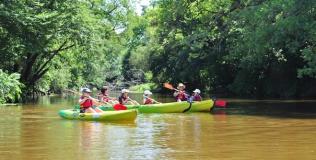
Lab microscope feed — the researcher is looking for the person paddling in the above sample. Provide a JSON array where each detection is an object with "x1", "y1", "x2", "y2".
[
  {"x1": 173, "y1": 83, "x2": 188, "y2": 102},
  {"x1": 79, "y1": 88, "x2": 103, "y2": 113},
  {"x1": 98, "y1": 86, "x2": 117, "y2": 104},
  {"x1": 192, "y1": 89, "x2": 202, "y2": 101},
  {"x1": 143, "y1": 90, "x2": 160, "y2": 105},
  {"x1": 118, "y1": 89, "x2": 139, "y2": 105}
]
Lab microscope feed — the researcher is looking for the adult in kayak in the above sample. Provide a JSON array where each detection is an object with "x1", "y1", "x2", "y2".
[
  {"x1": 192, "y1": 89, "x2": 202, "y2": 101},
  {"x1": 173, "y1": 83, "x2": 188, "y2": 102},
  {"x1": 79, "y1": 88, "x2": 103, "y2": 113},
  {"x1": 98, "y1": 86, "x2": 117, "y2": 104},
  {"x1": 118, "y1": 89, "x2": 139, "y2": 105},
  {"x1": 143, "y1": 90, "x2": 160, "y2": 105}
]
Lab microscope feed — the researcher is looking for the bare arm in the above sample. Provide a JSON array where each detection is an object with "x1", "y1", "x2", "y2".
[
  {"x1": 173, "y1": 91, "x2": 179, "y2": 97},
  {"x1": 149, "y1": 97, "x2": 161, "y2": 104},
  {"x1": 79, "y1": 97, "x2": 87, "y2": 105}
]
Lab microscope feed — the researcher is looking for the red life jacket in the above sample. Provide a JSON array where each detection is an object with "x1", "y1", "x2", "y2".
[
  {"x1": 144, "y1": 98, "x2": 153, "y2": 105},
  {"x1": 80, "y1": 97, "x2": 93, "y2": 109},
  {"x1": 98, "y1": 93, "x2": 110, "y2": 102},
  {"x1": 176, "y1": 91, "x2": 187, "y2": 101}
]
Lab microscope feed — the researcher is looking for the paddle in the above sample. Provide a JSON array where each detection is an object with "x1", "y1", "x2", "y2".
[
  {"x1": 111, "y1": 96, "x2": 140, "y2": 110},
  {"x1": 144, "y1": 96, "x2": 161, "y2": 104},
  {"x1": 164, "y1": 82, "x2": 193, "y2": 112},
  {"x1": 215, "y1": 100, "x2": 227, "y2": 107},
  {"x1": 64, "y1": 89, "x2": 117, "y2": 111},
  {"x1": 164, "y1": 83, "x2": 227, "y2": 108},
  {"x1": 128, "y1": 97, "x2": 140, "y2": 105},
  {"x1": 163, "y1": 83, "x2": 179, "y2": 91},
  {"x1": 163, "y1": 82, "x2": 190, "y2": 98}
]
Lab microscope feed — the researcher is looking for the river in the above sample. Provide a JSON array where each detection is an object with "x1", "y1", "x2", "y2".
[{"x1": 1, "y1": 95, "x2": 316, "y2": 160}]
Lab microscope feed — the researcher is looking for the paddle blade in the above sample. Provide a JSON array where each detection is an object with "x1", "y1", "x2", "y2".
[
  {"x1": 113, "y1": 104, "x2": 127, "y2": 110},
  {"x1": 215, "y1": 100, "x2": 227, "y2": 107},
  {"x1": 163, "y1": 83, "x2": 174, "y2": 90}
]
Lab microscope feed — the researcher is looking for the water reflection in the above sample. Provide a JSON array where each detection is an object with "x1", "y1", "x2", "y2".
[{"x1": 1, "y1": 96, "x2": 316, "y2": 160}]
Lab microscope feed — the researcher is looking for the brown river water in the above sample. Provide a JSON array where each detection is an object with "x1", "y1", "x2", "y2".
[{"x1": 1, "y1": 94, "x2": 316, "y2": 160}]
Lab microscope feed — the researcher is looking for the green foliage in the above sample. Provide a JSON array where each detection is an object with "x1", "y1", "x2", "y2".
[
  {"x1": 129, "y1": 83, "x2": 158, "y2": 93},
  {"x1": 0, "y1": 70, "x2": 23, "y2": 103},
  {"x1": 225, "y1": 0, "x2": 316, "y2": 97},
  {"x1": 1, "y1": 0, "x2": 316, "y2": 99},
  {"x1": 144, "y1": 0, "x2": 237, "y2": 92},
  {"x1": 125, "y1": 0, "x2": 316, "y2": 98},
  {"x1": 298, "y1": 46, "x2": 316, "y2": 78},
  {"x1": 0, "y1": 0, "x2": 87, "y2": 87},
  {"x1": 0, "y1": 0, "x2": 132, "y2": 97}
]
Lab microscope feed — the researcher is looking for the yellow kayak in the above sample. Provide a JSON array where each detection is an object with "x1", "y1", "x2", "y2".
[
  {"x1": 58, "y1": 109, "x2": 137, "y2": 121},
  {"x1": 137, "y1": 99, "x2": 214, "y2": 113},
  {"x1": 100, "y1": 100, "x2": 214, "y2": 113}
]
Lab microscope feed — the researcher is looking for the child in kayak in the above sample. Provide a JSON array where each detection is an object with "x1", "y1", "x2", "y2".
[
  {"x1": 98, "y1": 86, "x2": 117, "y2": 104},
  {"x1": 192, "y1": 89, "x2": 202, "y2": 101},
  {"x1": 173, "y1": 83, "x2": 188, "y2": 102},
  {"x1": 143, "y1": 90, "x2": 160, "y2": 105},
  {"x1": 118, "y1": 89, "x2": 139, "y2": 105},
  {"x1": 79, "y1": 88, "x2": 103, "y2": 113}
]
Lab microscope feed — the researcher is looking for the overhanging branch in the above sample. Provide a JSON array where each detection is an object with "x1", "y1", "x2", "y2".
[{"x1": 32, "y1": 40, "x2": 75, "y2": 82}]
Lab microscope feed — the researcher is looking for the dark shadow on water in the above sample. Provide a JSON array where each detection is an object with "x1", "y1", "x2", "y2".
[{"x1": 212, "y1": 101, "x2": 316, "y2": 119}]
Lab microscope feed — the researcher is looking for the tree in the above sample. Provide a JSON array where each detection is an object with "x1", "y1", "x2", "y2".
[
  {"x1": 0, "y1": 1, "x2": 87, "y2": 90},
  {"x1": 129, "y1": 0, "x2": 316, "y2": 98},
  {"x1": 0, "y1": 0, "x2": 132, "y2": 97}
]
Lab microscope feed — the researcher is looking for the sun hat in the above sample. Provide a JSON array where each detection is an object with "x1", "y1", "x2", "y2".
[
  {"x1": 144, "y1": 90, "x2": 152, "y2": 95},
  {"x1": 177, "y1": 83, "x2": 186, "y2": 89},
  {"x1": 193, "y1": 89, "x2": 201, "y2": 94},
  {"x1": 81, "y1": 88, "x2": 92, "y2": 93},
  {"x1": 121, "y1": 89, "x2": 130, "y2": 93}
]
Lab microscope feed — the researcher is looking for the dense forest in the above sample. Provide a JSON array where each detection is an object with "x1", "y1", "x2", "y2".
[{"x1": 0, "y1": 0, "x2": 316, "y2": 103}]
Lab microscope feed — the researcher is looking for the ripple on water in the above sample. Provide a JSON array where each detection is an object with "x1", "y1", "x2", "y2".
[{"x1": 1, "y1": 98, "x2": 316, "y2": 160}]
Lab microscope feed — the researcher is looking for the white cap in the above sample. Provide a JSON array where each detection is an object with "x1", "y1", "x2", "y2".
[
  {"x1": 177, "y1": 83, "x2": 186, "y2": 89},
  {"x1": 193, "y1": 89, "x2": 201, "y2": 94},
  {"x1": 81, "y1": 88, "x2": 92, "y2": 93},
  {"x1": 144, "y1": 90, "x2": 152, "y2": 95},
  {"x1": 121, "y1": 89, "x2": 130, "y2": 93}
]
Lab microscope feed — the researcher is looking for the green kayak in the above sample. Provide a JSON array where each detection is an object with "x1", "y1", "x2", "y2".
[
  {"x1": 99, "y1": 100, "x2": 214, "y2": 113},
  {"x1": 58, "y1": 109, "x2": 137, "y2": 121}
]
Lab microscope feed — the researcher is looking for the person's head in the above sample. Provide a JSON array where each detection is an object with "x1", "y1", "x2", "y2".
[
  {"x1": 81, "y1": 88, "x2": 92, "y2": 97},
  {"x1": 177, "y1": 83, "x2": 186, "y2": 91},
  {"x1": 193, "y1": 89, "x2": 201, "y2": 96},
  {"x1": 101, "y1": 86, "x2": 108, "y2": 94},
  {"x1": 121, "y1": 89, "x2": 130, "y2": 97},
  {"x1": 144, "y1": 90, "x2": 152, "y2": 97}
]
